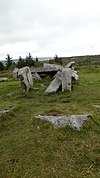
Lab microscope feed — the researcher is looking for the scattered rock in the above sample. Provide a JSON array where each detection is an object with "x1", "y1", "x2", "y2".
[
  {"x1": 7, "y1": 92, "x2": 15, "y2": 96},
  {"x1": 0, "y1": 77, "x2": 8, "y2": 82},
  {"x1": 0, "y1": 106, "x2": 16, "y2": 116},
  {"x1": 93, "y1": 105, "x2": 100, "y2": 108},
  {"x1": 0, "y1": 109, "x2": 10, "y2": 115}
]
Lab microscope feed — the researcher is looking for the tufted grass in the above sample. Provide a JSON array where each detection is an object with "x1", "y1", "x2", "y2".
[{"x1": 0, "y1": 66, "x2": 100, "y2": 178}]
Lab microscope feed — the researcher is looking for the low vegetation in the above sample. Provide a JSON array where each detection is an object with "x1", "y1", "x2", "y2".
[{"x1": 0, "y1": 66, "x2": 100, "y2": 178}]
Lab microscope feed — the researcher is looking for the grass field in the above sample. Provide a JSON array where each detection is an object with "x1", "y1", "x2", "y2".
[{"x1": 0, "y1": 66, "x2": 100, "y2": 178}]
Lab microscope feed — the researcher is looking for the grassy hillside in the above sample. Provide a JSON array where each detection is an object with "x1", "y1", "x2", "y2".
[
  {"x1": 60, "y1": 55, "x2": 100, "y2": 66},
  {"x1": 0, "y1": 66, "x2": 100, "y2": 178}
]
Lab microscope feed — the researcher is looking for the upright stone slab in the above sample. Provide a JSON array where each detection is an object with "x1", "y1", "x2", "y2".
[
  {"x1": 18, "y1": 66, "x2": 33, "y2": 91},
  {"x1": 62, "y1": 68, "x2": 72, "y2": 92}
]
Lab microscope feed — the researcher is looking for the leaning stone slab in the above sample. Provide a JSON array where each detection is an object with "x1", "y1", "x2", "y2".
[
  {"x1": 32, "y1": 72, "x2": 42, "y2": 81},
  {"x1": 0, "y1": 77, "x2": 8, "y2": 82},
  {"x1": 36, "y1": 114, "x2": 92, "y2": 131},
  {"x1": 44, "y1": 71, "x2": 62, "y2": 94}
]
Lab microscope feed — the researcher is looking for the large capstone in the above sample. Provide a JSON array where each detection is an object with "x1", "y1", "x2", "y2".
[{"x1": 43, "y1": 63, "x2": 63, "y2": 70}]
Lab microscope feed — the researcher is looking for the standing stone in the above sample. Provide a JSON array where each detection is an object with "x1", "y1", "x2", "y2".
[
  {"x1": 62, "y1": 68, "x2": 72, "y2": 92},
  {"x1": 18, "y1": 66, "x2": 33, "y2": 91}
]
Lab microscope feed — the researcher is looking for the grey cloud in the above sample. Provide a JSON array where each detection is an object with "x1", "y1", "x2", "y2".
[{"x1": 0, "y1": 0, "x2": 100, "y2": 59}]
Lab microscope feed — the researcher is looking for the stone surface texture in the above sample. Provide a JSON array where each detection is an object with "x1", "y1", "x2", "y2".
[
  {"x1": 0, "y1": 77, "x2": 8, "y2": 82},
  {"x1": 62, "y1": 68, "x2": 72, "y2": 92},
  {"x1": 36, "y1": 114, "x2": 92, "y2": 131},
  {"x1": 13, "y1": 68, "x2": 19, "y2": 80},
  {"x1": 18, "y1": 66, "x2": 33, "y2": 91}
]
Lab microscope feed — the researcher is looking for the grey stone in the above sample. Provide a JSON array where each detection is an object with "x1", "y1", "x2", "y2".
[
  {"x1": 44, "y1": 61, "x2": 79, "y2": 94},
  {"x1": 18, "y1": 66, "x2": 33, "y2": 91},
  {"x1": 43, "y1": 63, "x2": 63, "y2": 70},
  {"x1": 36, "y1": 114, "x2": 92, "y2": 131},
  {"x1": 93, "y1": 105, "x2": 100, "y2": 108},
  {"x1": 44, "y1": 71, "x2": 62, "y2": 94},
  {"x1": 0, "y1": 77, "x2": 8, "y2": 82},
  {"x1": 0, "y1": 109, "x2": 10, "y2": 115},
  {"x1": 0, "y1": 106, "x2": 16, "y2": 116},
  {"x1": 62, "y1": 68, "x2": 72, "y2": 92},
  {"x1": 7, "y1": 92, "x2": 15, "y2": 96},
  {"x1": 32, "y1": 72, "x2": 42, "y2": 81},
  {"x1": 13, "y1": 68, "x2": 19, "y2": 80},
  {"x1": 65, "y1": 61, "x2": 75, "y2": 68},
  {"x1": 72, "y1": 70, "x2": 79, "y2": 81}
]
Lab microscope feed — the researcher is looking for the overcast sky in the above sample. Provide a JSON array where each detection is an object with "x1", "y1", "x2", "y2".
[{"x1": 0, "y1": 0, "x2": 100, "y2": 60}]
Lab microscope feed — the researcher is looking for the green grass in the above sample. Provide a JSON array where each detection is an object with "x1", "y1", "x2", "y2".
[{"x1": 0, "y1": 67, "x2": 100, "y2": 178}]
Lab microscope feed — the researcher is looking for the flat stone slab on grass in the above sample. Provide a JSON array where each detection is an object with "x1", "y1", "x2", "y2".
[
  {"x1": 0, "y1": 109, "x2": 10, "y2": 115},
  {"x1": 36, "y1": 114, "x2": 92, "y2": 131},
  {"x1": 0, "y1": 77, "x2": 8, "y2": 82},
  {"x1": 0, "y1": 106, "x2": 16, "y2": 116}
]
